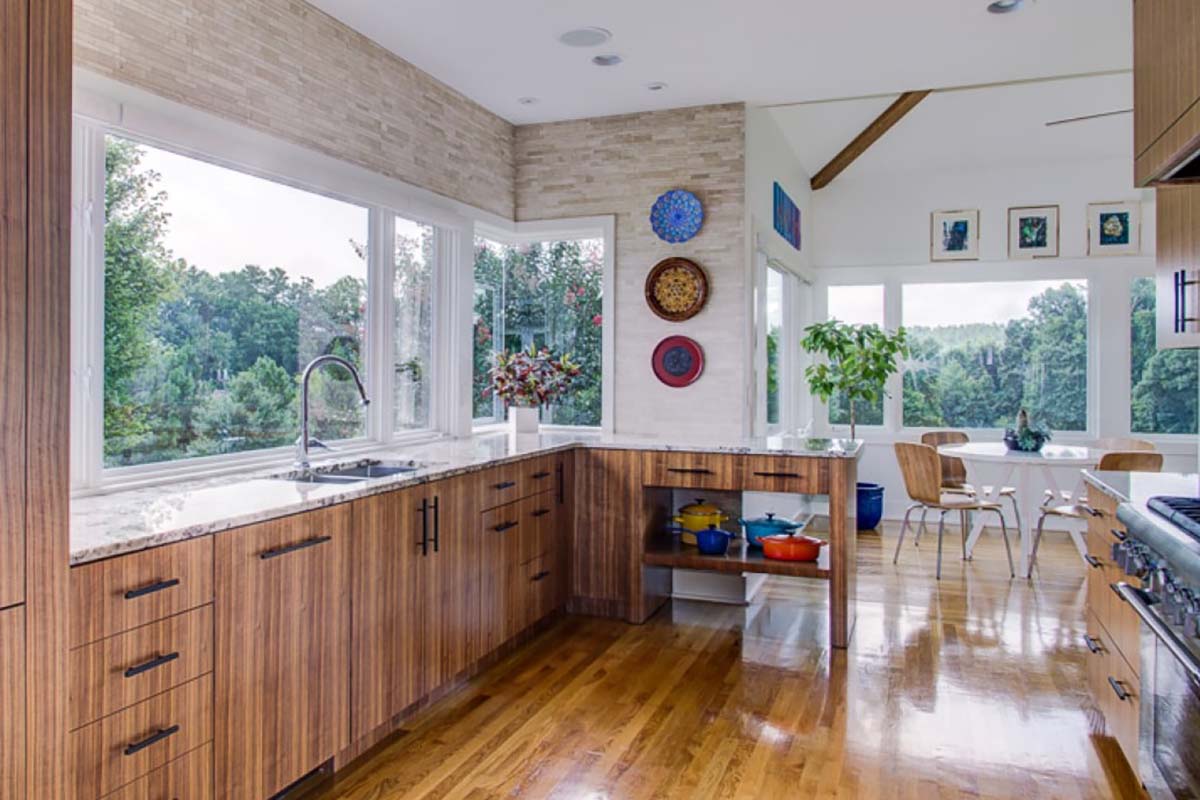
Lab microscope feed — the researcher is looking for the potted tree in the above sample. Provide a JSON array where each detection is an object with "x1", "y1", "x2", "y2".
[
  {"x1": 801, "y1": 321, "x2": 908, "y2": 532},
  {"x1": 487, "y1": 345, "x2": 582, "y2": 433}
]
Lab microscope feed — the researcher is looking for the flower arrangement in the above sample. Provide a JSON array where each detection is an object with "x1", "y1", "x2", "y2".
[
  {"x1": 1004, "y1": 408, "x2": 1052, "y2": 453},
  {"x1": 487, "y1": 345, "x2": 581, "y2": 409}
]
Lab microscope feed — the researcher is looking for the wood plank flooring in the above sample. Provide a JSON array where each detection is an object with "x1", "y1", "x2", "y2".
[{"x1": 309, "y1": 523, "x2": 1147, "y2": 799}]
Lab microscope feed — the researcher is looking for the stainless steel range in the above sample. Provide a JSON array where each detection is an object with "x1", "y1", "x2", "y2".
[{"x1": 1118, "y1": 496, "x2": 1200, "y2": 799}]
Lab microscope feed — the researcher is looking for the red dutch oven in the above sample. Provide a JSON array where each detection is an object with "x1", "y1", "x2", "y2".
[{"x1": 760, "y1": 534, "x2": 827, "y2": 562}]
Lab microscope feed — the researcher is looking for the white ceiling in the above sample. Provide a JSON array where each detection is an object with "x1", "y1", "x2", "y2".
[
  {"x1": 307, "y1": 0, "x2": 1133, "y2": 124},
  {"x1": 768, "y1": 72, "x2": 1134, "y2": 178}
]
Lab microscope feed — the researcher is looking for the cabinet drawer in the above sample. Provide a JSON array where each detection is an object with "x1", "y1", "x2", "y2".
[
  {"x1": 1083, "y1": 611, "x2": 1111, "y2": 721},
  {"x1": 72, "y1": 674, "x2": 213, "y2": 799},
  {"x1": 519, "y1": 493, "x2": 555, "y2": 565},
  {"x1": 518, "y1": 456, "x2": 561, "y2": 500},
  {"x1": 642, "y1": 451, "x2": 740, "y2": 491},
  {"x1": 740, "y1": 456, "x2": 828, "y2": 494},
  {"x1": 1085, "y1": 526, "x2": 1112, "y2": 630},
  {"x1": 71, "y1": 537, "x2": 213, "y2": 647},
  {"x1": 70, "y1": 606, "x2": 214, "y2": 730},
  {"x1": 482, "y1": 501, "x2": 524, "y2": 544},
  {"x1": 525, "y1": 555, "x2": 558, "y2": 628},
  {"x1": 1105, "y1": 644, "x2": 1141, "y2": 774},
  {"x1": 478, "y1": 464, "x2": 524, "y2": 510},
  {"x1": 1110, "y1": 581, "x2": 1143, "y2": 678},
  {"x1": 99, "y1": 742, "x2": 212, "y2": 800}
]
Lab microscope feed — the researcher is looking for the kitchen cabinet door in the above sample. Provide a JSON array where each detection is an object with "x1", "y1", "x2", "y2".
[
  {"x1": 216, "y1": 506, "x2": 350, "y2": 799},
  {"x1": 1155, "y1": 185, "x2": 1200, "y2": 348},
  {"x1": 480, "y1": 500, "x2": 524, "y2": 652},
  {"x1": 0, "y1": 605, "x2": 24, "y2": 800},
  {"x1": 1134, "y1": 0, "x2": 1200, "y2": 182}
]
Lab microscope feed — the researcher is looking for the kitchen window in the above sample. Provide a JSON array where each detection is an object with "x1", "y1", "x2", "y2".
[
  {"x1": 1131, "y1": 276, "x2": 1199, "y2": 435},
  {"x1": 473, "y1": 235, "x2": 605, "y2": 428},
  {"x1": 901, "y1": 279, "x2": 1088, "y2": 432}
]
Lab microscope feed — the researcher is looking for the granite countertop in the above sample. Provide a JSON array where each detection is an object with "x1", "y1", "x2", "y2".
[
  {"x1": 1082, "y1": 469, "x2": 1200, "y2": 506},
  {"x1": 70, "y1": 431, "x2": 861, "y2": 565}
]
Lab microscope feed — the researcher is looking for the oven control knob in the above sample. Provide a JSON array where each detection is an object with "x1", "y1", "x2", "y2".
[
  {"x1": 1171, "y1": 588, "x2": 1195, "y2": 626},
  {"x1": 1151, "y1": 567, "x2": 1173, "y2": 596},
  {"x1": 1186, "y1": 597, "x2": 1200, "y2": 638}
]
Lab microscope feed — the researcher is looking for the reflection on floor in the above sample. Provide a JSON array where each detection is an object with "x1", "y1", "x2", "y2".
[{"x1": 310, "y1": 524, "x2": 1146, "y2": 799}]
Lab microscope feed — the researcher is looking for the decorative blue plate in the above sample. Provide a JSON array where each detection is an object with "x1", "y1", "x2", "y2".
[{"x1": 650, "y1": 189, "x2": 703, "y2": 244}]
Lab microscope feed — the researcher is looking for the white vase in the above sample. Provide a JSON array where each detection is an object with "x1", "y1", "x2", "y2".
[{"x1": 508, "y1": 405, "x2": 540, "y2": 434}]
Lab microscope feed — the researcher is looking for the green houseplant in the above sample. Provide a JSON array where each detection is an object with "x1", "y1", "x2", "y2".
[
  {"x1": 486, "y1": 345, "x2": 581, "y2": 432},
  {"x1": 801, "y1": 321, "x2": 909, "y2": 440}
]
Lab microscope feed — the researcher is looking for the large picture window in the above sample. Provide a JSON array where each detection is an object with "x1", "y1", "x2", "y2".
[
  {"x1": 473, "y1": 237, "x2": 604, "y2": 427},
  {"x1": 902, "y1": 280, "x2": 1088, "y2": 431},
  {"x1": 1131, "y1": 276, "x2": 1199, "y2": 435},
  {"x1": 102, "y1": 135, "x2": 371, "y2": 468},
  {"x1": 826, "y1": 285, "x2": 885, "y2": 427},
  {"x1": 392, "y1": 216, "x2": 434, "y2": 432}
]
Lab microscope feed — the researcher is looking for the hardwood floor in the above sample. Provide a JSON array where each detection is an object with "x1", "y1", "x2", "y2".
[{"x1": 310, "y1": 523, "x2": 1146, "y2": 799}]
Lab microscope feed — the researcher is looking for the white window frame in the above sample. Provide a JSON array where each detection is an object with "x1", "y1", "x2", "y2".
[
  {"x1": 70, "y1": 73, "x2": 485, "y2": 492},
  {"x1": 471, "y1": 217, "x2": 616, "y2": 435},
  {"x1": 753, "y1": 251, "x2": 810, "y2": 436}
]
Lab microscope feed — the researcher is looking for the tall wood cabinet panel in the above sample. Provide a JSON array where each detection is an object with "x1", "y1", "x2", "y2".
[
  {"x1": 570, "y1": 449, "x2": 644, "y2": 620},
  {"x1": 1154, "y1": 185, "x2": 1200, "y2": 348},
  {"x1": 0, "y1": 0, "x2": 26, "y2": 612},
  {"x1": 1134, "y1": 0, "x2": 1200, "y2": 184},
  {"x1": 1, "y1": 605, "x2": 25, "y2": 800},
  {"x1": 423, "y1": 474, "x2": 481, "y2": 691},
  {"x1": 215, "y1": 507, "x2": 351, "y2": 799}
]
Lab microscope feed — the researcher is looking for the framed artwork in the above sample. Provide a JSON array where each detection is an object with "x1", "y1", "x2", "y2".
[
  {"x1": 1008, "y1": 205, "x2": 1059, "y2": 259},
  {"x1": 931, "y1": 209, "x2": 980, "y2": 261},
  {"x1": 1088, "y1": 201, "x2": 1140, "y2": 256},
  {"x1": 773, "y1": 182, "x2": 801, "y2": 251}
]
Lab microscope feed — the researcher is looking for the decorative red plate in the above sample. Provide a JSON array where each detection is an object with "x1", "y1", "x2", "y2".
[{"x1": 652, "y1": 336, "x2": 704, "y2": 387}]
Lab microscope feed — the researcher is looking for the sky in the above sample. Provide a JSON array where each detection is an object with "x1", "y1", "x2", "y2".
[{"x1": 829, "y1": 279, "x2": 1087, "y2": 328}]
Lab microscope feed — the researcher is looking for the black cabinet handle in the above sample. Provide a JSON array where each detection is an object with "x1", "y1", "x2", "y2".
[
  {"x1": 124, "y1": 725, "x2": 180, "y2": 756},
  {"x1": 417, "y1": 498, "x2": 429, "y2": 556},
  {"x1": 1078, "y1": 504, "x2": 1102, "y2": 518},
  {"x1": 259, "y1": 535, "x2": 332, "y2": 560},
  {"x1": 124, "y1": 652, "x2": 180, "y2": 679},
  {"x1": 531, "y1": 508, "x2": 551, "y2": 518},
  {"x1": 1107, "y1": 676, "x2": 1130, "y2": 702},
  {"x1": 1082, "y1": 635, "x2": 1102, "y2": 655},
  {"x1": 531, "y1": 471, "x2": 552, "y2": 479},
  {"x1": 1110, "y1": 528, "x2": 1126, "y2": 542},
  {"x1": 666, "y1": 468, "x2": 714, "y2": 475},
  {"x1": 1084, "y1": 554, "x2": 1102, "y2": 569},
  {"x1": 556, "y1": 462, "x2": 564, "y2": 504},
  {"x1": 432, "y1": 496, "x2": 440, "y2": 553},
  {"x1": 1175, "y1": 270, "x2": 1199, "y2": 333},
  {"x1": 531, "y1": 570, "x2": 551, "y2": 582},
  {"x1": 124, "y1": 578, "x2": 180, "y2": 600},
  {"x1": 753, "y1": 471, "x2": 801, "y2": 479},
  {"x1": 493, "y1": 480, "x2": 517, "y2": 490},
  {"x1": 494, "y1": 521, "x2": 518, "y2": 533}
]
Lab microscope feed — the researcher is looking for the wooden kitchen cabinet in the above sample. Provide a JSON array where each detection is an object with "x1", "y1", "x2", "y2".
[
  {"x1": 1, "y1": 605, "x2": 25, "y2": 800},
  {"x1": 215, "y1": 506, "x2": 350, "y2": 799},
  {"x1": 571, "y1": 449, "x2": 648, "y2": 620},
  {"x1": 350, "y1": 475, "x2": 480, "y2": 741},
  {"x1": 480, "y1": 498, "x2": 525, "y2": 650},
  {"x1": 1155, "y1": 185, "x2": 1200, "y2": 348},
  {"x1": 1134, "y1": 0, "x2": 1200, "y2": 185}
]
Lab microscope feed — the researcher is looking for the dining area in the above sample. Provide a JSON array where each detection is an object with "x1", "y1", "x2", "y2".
[{"x1": 891, "y1": 431, "x2": 1165, "y2": 579}]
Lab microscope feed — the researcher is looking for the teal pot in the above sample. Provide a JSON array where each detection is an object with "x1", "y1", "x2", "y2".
[{"x1": 738, "y1": 512, "x2": 803, "y2": 548}]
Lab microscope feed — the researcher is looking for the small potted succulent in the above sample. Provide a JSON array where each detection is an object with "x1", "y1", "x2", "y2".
[
  {"x1": 487, "y1": 345, "x2": 581, "y2": 433},
  {"x1": 1004, "y1": 408, "x2": 1051, "y2": 453}
]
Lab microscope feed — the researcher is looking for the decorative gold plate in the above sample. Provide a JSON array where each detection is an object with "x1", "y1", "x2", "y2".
[{"x1": 645, "y1": 258, "x2": 709, "y2": 322}]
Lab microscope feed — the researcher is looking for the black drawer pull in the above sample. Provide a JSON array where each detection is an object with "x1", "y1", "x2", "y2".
[
  {"x1": 493, "y1": 480, "x2": 517, "y2": 490},
  {"x1": 531, "y1": 471, "x2": 552, "y2": 479},
  {"x1": 124, "y1": 652, "x2": 180, "y2": 679},
  {"x1": 1084, "y1": 554, "x2": 1102, "y2": 569},
  {"x1": 1110, "y1": 528, "x2": 1126, "y2": 542},
  {"x1": 1107, "y1": 676, "x2": 1130, "y2": 702},
  {"x1": 493, "y1": 521, "x2": 518, "y2": 533},
  {"x1": 666, "y1": 468, "x2": 714, "y2": 475},
  {"x1": 753, "y1": 471, "x2": 801, "y2": 479},
  {"x1": 1079, "y1": 504, "x2": 1102, "y2": 517},
  {"x1": 124, "y1": 578, "x2": 180, "y2": 600},
  {"x1": 531, "y1": 570, "x2": 551, "y2": 582},
  {"x1": 531, "y1": 509, "x2": 551, "y2": 518},
  {"x1": 1082, "y1": 635, "x2": 1102, "y2": 655},
  {"x1": 259, "y1": 535, "x2": 332, "y2": 560},
  {"x1": 124, "y1": 725, "x2": 180, "y2": 756}
]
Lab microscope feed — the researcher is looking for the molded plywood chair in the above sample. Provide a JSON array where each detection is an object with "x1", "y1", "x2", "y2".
[
  {"x1": 1027, "y1": 450, "x2": 1164, "y2": 578},
  {"x1": 919, "y1": 430, "x2": 1022, "y2": 535},
  {"x1": 893, "y1": 442, "x2": 1015, "y2": 580}
]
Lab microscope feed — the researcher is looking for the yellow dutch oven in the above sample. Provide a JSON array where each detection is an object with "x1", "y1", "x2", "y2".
[{"x1": 673, "y1": 498, "x2": 730, "y2": 546}]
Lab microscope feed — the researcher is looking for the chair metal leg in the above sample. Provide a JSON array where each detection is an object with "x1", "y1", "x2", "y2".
[
  {"x1": 960, "y1": 510, "x2": 968, "y2": 559},
  {"x1": 995, "y1": 509, "x2": 1015, "y2": 578},
  {"x1": 1027, "y1": 513, "x2": 1048, "y2": 579},
  {"x1": 916, "y1": 506, "x2": 929, "y2": 546},
  {"x1": 936, "y1": 511, "x2": 947, "y2": 581},
  {"x1": 893, "y1": 503, "x2": 920, "y2": 565},
  {"x1": 1008, "y1": 495, "x2": 1022, "y2": 537}
]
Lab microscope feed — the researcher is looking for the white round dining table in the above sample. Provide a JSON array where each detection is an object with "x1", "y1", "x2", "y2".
[{"x1": 935, "y1": 442, "x2": 1106, "y2": 574}]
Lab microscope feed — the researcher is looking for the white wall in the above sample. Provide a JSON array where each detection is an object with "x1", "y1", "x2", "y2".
[{"x1": 746, "y1": 107, "x2": 813, "y2": 275}]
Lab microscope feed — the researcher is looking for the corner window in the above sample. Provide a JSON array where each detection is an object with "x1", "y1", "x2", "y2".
[
  {"x1": 1131, "y1": 276, "x2": 1198, "y2": 434},
  {"x1": 101, "y1": 135, "x2": 370, "y2": 468},
  {"x1": 826, "y1": 285, "x2": 885, "y2": 427},
  {"x1": 473, "y1": 237, "x2": 604, "y2": 427},
  {"x1": 902, "y1": 280, "x2": 1088, "y2": 431},
  {"x1": 765, "y1": 267, "x2": 784, "y2": 428},
  {"x1": 392, "y1": 216, "x2": 434, "y2": 432}
]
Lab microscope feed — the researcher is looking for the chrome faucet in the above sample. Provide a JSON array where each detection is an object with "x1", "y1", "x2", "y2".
[{"x1": 295, "y1": 355, "x2": 370, "y2": 471}]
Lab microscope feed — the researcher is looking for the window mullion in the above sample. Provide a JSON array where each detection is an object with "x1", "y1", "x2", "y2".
[{"x1": 368, "y1": 209, "x2": 395, "y2": 444}]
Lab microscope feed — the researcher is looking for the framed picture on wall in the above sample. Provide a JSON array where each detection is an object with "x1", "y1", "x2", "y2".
[
  {"x1": 1007, "y1": 205, "x2": 1059, "y2": 259},
  {"x1": 930, "y1": 209, "x2": 980, "y2": 261},
  {"x1": 1087, "y1": 201, "x2": 1140, "y2": 256},
  {"x1": 773, "y1": 182, "x2": 802, "y2": 251}
]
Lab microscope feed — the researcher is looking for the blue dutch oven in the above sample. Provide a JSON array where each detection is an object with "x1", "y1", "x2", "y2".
[
  {"x1": 738, "y1": 512, "x2": 803, "y2": 548},
  {"x1": 693, "y1": 524, "x2": 734, "y2": 556}
]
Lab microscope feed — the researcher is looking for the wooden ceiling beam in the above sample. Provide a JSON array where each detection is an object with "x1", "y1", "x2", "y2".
[{"x1": 810, "y1": 90, "x2": 931, "y2": 190}]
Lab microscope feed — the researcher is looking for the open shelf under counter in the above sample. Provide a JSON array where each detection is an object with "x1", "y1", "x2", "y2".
[{"x1": 643, "y1": 538, "x2": 830, "y2": 580}]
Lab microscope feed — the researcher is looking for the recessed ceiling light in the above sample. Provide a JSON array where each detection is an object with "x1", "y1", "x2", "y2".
[
  {"x1": 987, "y1": 0, "x2": 1023, "y2": 13},
  {"x1": 646, "y1": 82, "x2": 668, "y2": 92},
  {"x1": 558, "y1": 27, "x2": 612, "y2": 48},
  {"x1": 592, "y1": 54, "x2": 623, "y2": 67},
  {"x1": 517, "y1": 97, "x2": 539, "y2": 105}
]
